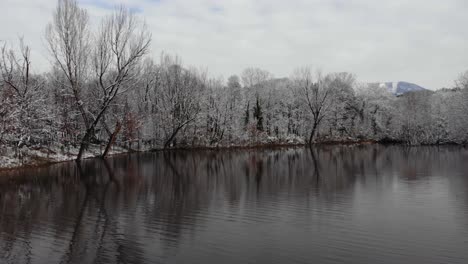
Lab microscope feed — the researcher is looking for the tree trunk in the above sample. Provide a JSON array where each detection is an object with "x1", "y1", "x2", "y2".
[
  {"x1": 76, "y1": 103, "x2": 111, "y2": 160},
  {"x1": 102, "y1": 121, "x2": 122, "y2": 158},
  {"x1": 76, "y1": 130, "x2": 91, "y2": 161},
  {"x1": 164, "y1": 133, "x2": 177, "y2": 149},
  {"x1": 309, "y1": 146, "x2": 320, "y2": 185},
  {"x1": 308, "y1": 121, "x2": 319, "y2": 145},
  {"x1": 164, "y1": 124, "x2": 186, "y2": 149}
]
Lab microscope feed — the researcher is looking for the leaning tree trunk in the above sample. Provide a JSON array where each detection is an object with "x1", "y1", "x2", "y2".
[
  {"x1": 76, "y1": 129, "x2": 92, "y2": 161},
  {"x1": 164, "y1": 131, "x2": 178, "y2": 149},
  {"x1": 76, "y1": 103, "x2": 111, "y2": 160},
  {"x1": 102, "y1": 121, "x2": 122, "y2": 158},
  {"x1": 164, "y1": 122, "x2": 190, "y2": 149},
  {"x1": 308, "y1": 121, "x2": 319, "y2": 145}
]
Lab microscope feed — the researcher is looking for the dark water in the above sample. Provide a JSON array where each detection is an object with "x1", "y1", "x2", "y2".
[{"x1": 1, "y1": 145, "x2": 468, "y2": 264}]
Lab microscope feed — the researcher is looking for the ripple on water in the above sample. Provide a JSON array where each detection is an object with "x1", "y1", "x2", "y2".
[{"x1": 1, "y1": 145, "x2": 468, "y2": 263}]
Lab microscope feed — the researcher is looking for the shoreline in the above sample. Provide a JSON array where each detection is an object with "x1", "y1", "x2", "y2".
[
  {"x1": 0, "y1": 150, "x2": 138, "y2": 173},
  {"x1": 1, "y1": 140, "x2": 466, "y2": 172}
]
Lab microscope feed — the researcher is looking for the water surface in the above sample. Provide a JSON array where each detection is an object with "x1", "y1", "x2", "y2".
[{"x1": 1, "y1": 145, "x2": 468, "y2": 263}]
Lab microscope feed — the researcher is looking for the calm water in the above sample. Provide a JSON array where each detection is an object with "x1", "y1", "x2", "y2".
[{"x1": 1, "y1": 145, "x2": 468, "y2": 264}]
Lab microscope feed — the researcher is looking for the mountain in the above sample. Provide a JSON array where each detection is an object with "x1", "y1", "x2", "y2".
[{"x1": 376, "y1": 81, "x2": 427, "y2": 95}]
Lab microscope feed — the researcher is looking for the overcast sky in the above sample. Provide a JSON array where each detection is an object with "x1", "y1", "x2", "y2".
[{"x1": 1, "y1": 0, "x2": 468, "y2": 89}]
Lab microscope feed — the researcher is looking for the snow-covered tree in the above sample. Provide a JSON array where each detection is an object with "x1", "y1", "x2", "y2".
[
  {"x1": 0, "y1": 40, "x2": 53, "y2": 153},
  {"x1": 46, "y1": 0, "x2": 151, "y2": 159},
  {"x1": 154, "y1": 55, "x2": 205, "y2": 148},
  {"x1": 292, "y1": 67, "x2": 335, "y2": 144}
]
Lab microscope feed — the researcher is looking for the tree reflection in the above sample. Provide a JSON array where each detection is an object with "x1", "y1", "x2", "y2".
[
  {"x1": 1, "y1": 145, "x2": 468, "y2": 263},
  {"x1": 309, "y1": 146, "x2": 320, "y2": 186},
  {"x1": 60, "y1": 161, "x2": 90, "y2": 264}
]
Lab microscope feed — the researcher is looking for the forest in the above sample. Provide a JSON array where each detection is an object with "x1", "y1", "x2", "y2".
[{"x1": 1, "y1": 0, "x2": 468, "y2": 166}]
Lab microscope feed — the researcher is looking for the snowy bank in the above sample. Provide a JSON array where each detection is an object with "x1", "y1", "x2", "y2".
[{"x1": 0, "y1": 145, "x2": 130, "y2": 171}]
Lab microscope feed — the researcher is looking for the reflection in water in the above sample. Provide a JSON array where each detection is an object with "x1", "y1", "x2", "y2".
[{"x1": 1, "y1": 145, "x2": 468, "y2": 264}]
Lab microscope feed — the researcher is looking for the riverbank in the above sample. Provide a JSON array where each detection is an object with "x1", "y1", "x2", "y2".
[
  {"x1": 0, "y1": 145, "x2": 132, "y2": 172},
  {"x1": 0, "y1": 143, "x2": 309, "y2": 171},
  {"x1": 1, "y1": 139, "x2": 465, "y2": 171},
  {"x1": 0, "y1": 139, "x2": 368, "y2": 171}
]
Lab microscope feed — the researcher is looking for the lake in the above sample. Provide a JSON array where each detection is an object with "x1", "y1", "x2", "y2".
[{"x1": 1, "y1": 145, "x2": 468, "y2": 264}]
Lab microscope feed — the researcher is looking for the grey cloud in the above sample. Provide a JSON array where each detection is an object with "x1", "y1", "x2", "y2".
[{"x1": 1, "y1": 0, "x2": 467, "y2": 89}]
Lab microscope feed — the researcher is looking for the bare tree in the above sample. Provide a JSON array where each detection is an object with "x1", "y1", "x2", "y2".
[
  {"x1": 46, "y1": 0, "x2": 91, "y2": 131},
  {"x1": 292, "y1": 67, "x2": 333, "y2": 145},
  {"x1": 89, "y1": 6, "x2": 151, "y2": 159},
  {"x1": 324, "y1": 72, "x2": 357, "y2": 139},
  {"x1": 225, "y1": 75, "x2": 243, "y2": 142},
  {"x1": 456, "y1": 71, "x2": 468, "y2": 89},
  {"x1": 241, "y1": 67, "x2": 272, "y2": 88},
  {"x1": 0, "y1": 39, "x2": 50, "y2": 150},
  {"x1": 354, "y1": 82, "x2": 395, "y2": 139},
  {"x1": 204, "y1": 78, "x2": 230, "y2": 146},
  {"x1": 46, "y1": 0, "x2": 151, "y2": 160},
  {"x1": 397, "y1": 90, "x2": 433, "y2": 144},
  {"x1": 456, "y1": 71, "x2": 468, "y2": 129},
  {"x1": 155, "y1": 55, "x2": 205, "y2": 149}
]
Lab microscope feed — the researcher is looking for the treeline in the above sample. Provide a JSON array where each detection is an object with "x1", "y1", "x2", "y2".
[{"x1": 1, "y1": 0, "x2": 468, "y2": 161}]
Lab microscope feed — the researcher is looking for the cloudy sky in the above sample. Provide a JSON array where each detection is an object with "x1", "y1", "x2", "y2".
[{"x1": 1, "y1": 0, "x2": 468, "y2": 89}]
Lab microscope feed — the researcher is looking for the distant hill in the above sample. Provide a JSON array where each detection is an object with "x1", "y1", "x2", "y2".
[{"x1": 374, "y1": 81, "x2": 428, "y2": 95}]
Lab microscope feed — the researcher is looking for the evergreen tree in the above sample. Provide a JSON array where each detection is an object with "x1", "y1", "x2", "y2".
[{"x1": 253, "y1": 96, "x2": 263, "y2": 131}]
